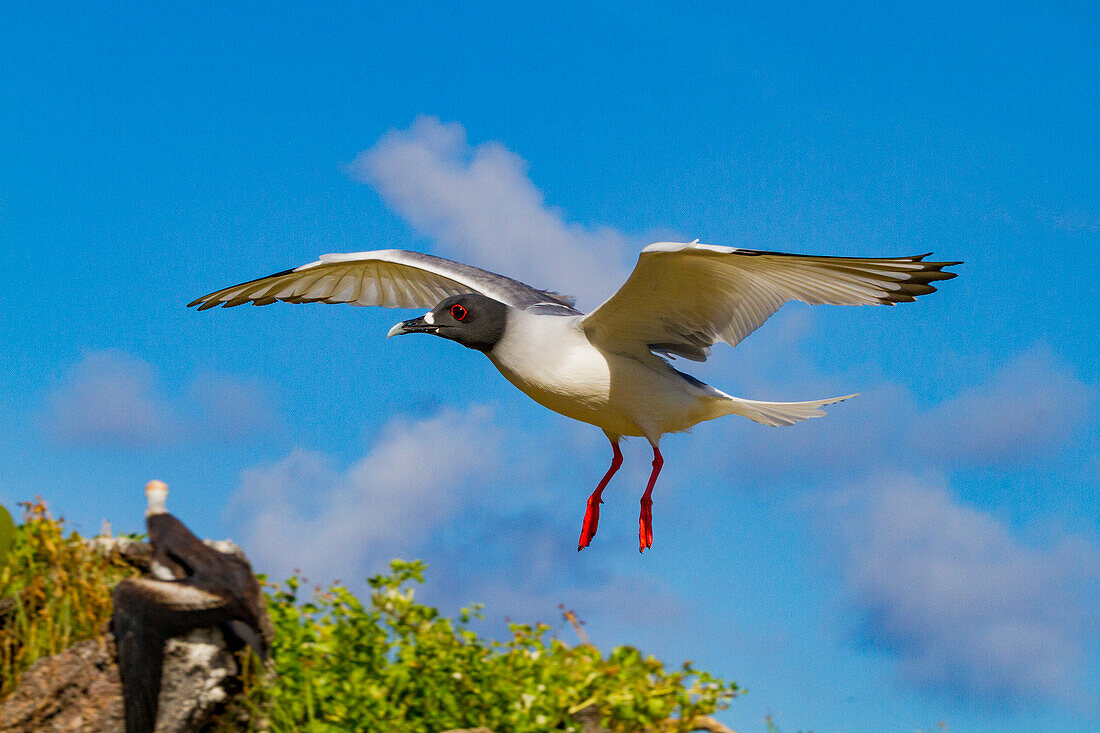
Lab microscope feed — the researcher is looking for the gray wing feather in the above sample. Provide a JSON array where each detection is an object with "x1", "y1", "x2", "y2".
[{"x1": 189, "y1": 249, "x2": 579, "y2": 313}]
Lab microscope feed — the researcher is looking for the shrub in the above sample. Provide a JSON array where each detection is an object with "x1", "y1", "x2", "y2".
[{"x1": 236, "y1": 560, "x2": 739, "y2": 732}]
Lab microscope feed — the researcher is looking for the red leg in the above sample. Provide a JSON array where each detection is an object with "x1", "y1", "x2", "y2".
[
  {"x1": 578, "y1": 439, "x2": 623, "y2": 551},
  {"x1": 638, "y1": 444, "x2": 663, "y2": 553}
]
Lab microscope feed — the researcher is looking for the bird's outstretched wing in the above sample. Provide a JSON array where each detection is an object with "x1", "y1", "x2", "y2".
[
  {"x1": 188, "y1": 249, "x2": 577, "y2": 312},
  {"x1": 582, "y1": 242, "x2": 960, "y2": 361}
]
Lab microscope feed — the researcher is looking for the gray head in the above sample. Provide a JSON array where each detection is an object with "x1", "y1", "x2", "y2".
[{"x1": 387, "y1": 293, "x2": 508, "y2": 352}]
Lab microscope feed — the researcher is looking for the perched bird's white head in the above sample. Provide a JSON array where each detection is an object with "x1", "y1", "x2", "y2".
[{"x1": 144, "y1": 480, "x2": 168, "y2": 517}]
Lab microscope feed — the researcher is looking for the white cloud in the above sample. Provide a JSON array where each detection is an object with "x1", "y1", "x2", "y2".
[
  {"x1": 820, "y1": 473, "x2": 1098, "y2": 706},
  {"x1": 187, "y1": 373, "x2": 283, "y2": 442},
  {"x1": 693, "y1": 334, "x2": 1098, "y2": 706},
  {"x1": 225, "y1": 408, "x2": 688, "y2": 638},
  {"x1": 41, "y1": 350, "x2": 282, "y2": 448},
  {"x1": 714, "y1": 344, "x2": 1093, "y2": 483},
  {"x1": 914, "y1": 346, "x2": 1094, "y2": 465},
  {"x1": 42, "y1": 349, "x2": 182, "y2": 447},
  {"x1": 348, "y1": 115, "x2": 646, "y2": 309},
  {"x1": 225, "y1": 405, "x2": 501, "y2": 584},
  {"x1": 424, "y1": 504, "x2": 686, "y2": 627}
]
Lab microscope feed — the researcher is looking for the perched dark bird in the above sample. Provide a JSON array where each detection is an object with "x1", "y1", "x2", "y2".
[
  {"x1": 190, "y1": 243, "x2": 959, "y2": 551},
  {"x1": 111, "y1": 481, "x2": 271, "y2": 733}
]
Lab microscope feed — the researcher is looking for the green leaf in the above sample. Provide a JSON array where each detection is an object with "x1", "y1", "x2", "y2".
[{"x1": 0, "y1": 504, "x2": 13, "y2": 563}]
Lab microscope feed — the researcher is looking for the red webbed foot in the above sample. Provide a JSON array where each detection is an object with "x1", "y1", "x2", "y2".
[
  {"x1": 578, "y1": 495, "x2": 602, "y2": 550},
  {"x1": 578, "y1": 437, "x2": 622, "y2": 551},
  {"x1": 638, "y1": 496, "x2": 653, "y2": 552},
  {"x1": 638, "y1": 444, "x2": 663, "y2": 553}
]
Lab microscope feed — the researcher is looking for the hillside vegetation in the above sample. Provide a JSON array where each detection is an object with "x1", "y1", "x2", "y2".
[{"x1": 0, "y1": 502, "x2": 739, "y2": 732}]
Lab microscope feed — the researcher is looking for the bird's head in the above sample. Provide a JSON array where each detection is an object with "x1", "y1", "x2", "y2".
[
  {"x1": 387, "y1": 293, "x2": 508, "y2": 352},
  {"x1": 145, "y1": 480, "x2": 168, "y2": 517}
]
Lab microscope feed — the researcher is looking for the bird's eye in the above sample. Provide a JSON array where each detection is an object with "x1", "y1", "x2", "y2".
[{"x1": 450, "y1": 304, "x2": 468, "y2": 321}]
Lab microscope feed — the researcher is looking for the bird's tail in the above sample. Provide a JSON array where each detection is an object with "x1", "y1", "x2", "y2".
[{"x1": 719, "y1": 393, "x2": 857, "y2": 427}]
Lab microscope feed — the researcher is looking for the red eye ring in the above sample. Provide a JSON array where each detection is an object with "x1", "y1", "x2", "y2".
[{"x1": 450, "y1": 303, "x2": 468, "y2": 321}]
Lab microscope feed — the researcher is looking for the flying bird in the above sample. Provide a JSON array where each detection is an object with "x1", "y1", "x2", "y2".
[
  {"x1": 111, "y1": 480, "x2": 272, "y2": 733},
  {"x1": 190, "y1": 242, "x2": 959, "y2": 551}
]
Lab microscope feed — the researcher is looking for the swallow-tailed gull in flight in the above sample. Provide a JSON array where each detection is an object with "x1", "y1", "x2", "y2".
[{"x1": 190, "y1": 242, "x2": 959, "y2": 551}]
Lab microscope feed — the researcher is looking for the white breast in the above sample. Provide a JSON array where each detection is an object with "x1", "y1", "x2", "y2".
[
  {"x1": 486, "y1": 311, "x2": 711, "y2": 438},
  {"x1": 488, "y1": 312, "x2": 610, "y2": 413}
]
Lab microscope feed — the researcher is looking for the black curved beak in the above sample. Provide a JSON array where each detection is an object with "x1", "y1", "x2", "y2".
[{"x1": 386, "y1": 315, "x2": 438, "y2": 338}]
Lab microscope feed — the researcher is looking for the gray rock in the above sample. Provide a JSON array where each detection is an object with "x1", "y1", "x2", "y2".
[
  {"x1": 0, "y1": 629, "x2": 238, "y2": 733},
  {"x1": 0, "y1": 636, "x2": 124, "y2": 732},
  {"x1": 152, "y1": 628, "x2": 237, "y2": 733}
]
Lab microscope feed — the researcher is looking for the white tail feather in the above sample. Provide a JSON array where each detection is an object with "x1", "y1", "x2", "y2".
[{"x1": 722, "y1": 393, "x2": 858, "y2": 427}]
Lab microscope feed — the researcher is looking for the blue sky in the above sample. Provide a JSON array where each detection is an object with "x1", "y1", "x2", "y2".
[{"x1": 2, "y1": 2, "x2": 1098, "y2": 731}]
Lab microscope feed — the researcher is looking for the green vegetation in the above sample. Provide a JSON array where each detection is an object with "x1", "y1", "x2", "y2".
[
  {"x1": 0, "y1": 505, "x2": 14, "y2": 563},
  {"x1": 1, "y1": 503, "x2": 740, "y2": 731},
  {"x1": 237, "y1": 560, "x2": 738, "y2": 731},
  {"x1": 0, "y1": 500, "x2": 139, "y2": 697}
]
